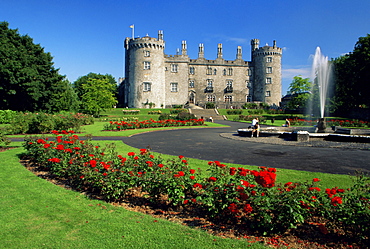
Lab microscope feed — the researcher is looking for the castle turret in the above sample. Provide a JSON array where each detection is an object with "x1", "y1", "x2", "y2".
[
  {"x1": 251, "y1": 39, "x2": 282, "y2": 106},
  {"x1": 198, "y1": 43, "x2": 204, "y2": 58},
  {"x1": 236, "y1": 46, "x2": 242, "y2": 60},
  {"x1": 124, "y1": 32, "x2": 165, "y2": 108},
  {"x1": 217, "y1": 43, "x2": 223, "y2": 58}
]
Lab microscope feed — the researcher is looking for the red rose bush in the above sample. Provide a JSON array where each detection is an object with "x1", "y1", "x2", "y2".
[{"x1": 23, "y1": 132, "x2": 370, "y2": 241}]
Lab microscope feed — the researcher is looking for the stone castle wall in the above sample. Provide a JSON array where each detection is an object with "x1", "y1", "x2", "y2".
[{"x1": 122, "y1": 31, "x2": 282, "y2": 108}]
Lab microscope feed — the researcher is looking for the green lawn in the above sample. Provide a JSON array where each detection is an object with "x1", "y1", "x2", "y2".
[
  {"x1": 0, "y1": 146, "x2": 265, "y2": 249},
  {"x1": 0, "y1": 116, "x2": 359, "y2": 248}
]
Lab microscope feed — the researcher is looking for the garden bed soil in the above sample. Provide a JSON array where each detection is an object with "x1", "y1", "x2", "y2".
[{"x1": 19, "y1": 155, "x2": 365, "y2": 249}]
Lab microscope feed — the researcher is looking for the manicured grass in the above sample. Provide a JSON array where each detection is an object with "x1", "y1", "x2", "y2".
[
  {"x1": 0, "y1": 146, "x2": 265, "y2": 249},
  {"x1": 79, "y1": 121, "x2": 225, "y2": 137},
  {"x1": 1, "y1": 122, "x2": 358, "y2": 248}
]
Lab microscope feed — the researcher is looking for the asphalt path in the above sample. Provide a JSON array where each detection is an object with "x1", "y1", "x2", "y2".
[{"x1": 120, "y1": 120, "x2": 370, "y2": 175}]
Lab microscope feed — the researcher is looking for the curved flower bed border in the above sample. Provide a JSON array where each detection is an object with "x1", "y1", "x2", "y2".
[
  {"x1": 23, "y1": 131, "x2": 370, "y2": 247},
  {"x1": 104, "y1": 118, "x2": 205, "y2": 131}
]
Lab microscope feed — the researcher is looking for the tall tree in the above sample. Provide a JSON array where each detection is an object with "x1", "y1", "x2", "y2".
[
  {"x1": 287, "y1": 76, "x2": 312, "y2": 110},
  {"x1": 332, "y1": 34, "x2": 370, "y2": 113},
  {"x1": 80, "y1": 78, "x2": 118, "y2": 117},
  {"x1": 0, "y1": 21, "x2": 77, "y2": 112},
  {"x1": 73, "y1": 72, "x2": 117, "y2": 99}
]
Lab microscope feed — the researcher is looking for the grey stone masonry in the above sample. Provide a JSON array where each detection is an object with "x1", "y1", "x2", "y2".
[{"x1": 122, "y1": 31, "x2": 282, "y2": 109}]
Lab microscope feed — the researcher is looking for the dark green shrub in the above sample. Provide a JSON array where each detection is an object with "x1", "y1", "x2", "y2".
[
  {"x1": 0, "y1": 128, "x2": 10, "y2": 146},
  {"x1": 176, "y1": 112, "x2": 196, "y2": 121},
  {"x1": 158, "y1": 113, "x2": 173, "y2": 120},
  {"x1": 226, "y1": 109, "x2": 243, "y2": 115},
  {"x1": 28, "y1": 113, "x2": 56, "y2": 134},
  {"x1": 170, "y1": 109, "x2": 187, "y2": 114},
  {"x1": 205, "y1": 102, "x2": 215, "y2": 109},
  {"x1": 0, "y1": 110, "x2": 18, "y2": 124}
]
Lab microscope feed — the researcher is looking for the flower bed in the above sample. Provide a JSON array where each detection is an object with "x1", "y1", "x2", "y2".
[
  {"x1": 23, "y1": 131, "x2": 370, "y2": 247},
  {"x1": 289, "y1": 118, "x2": 370, "y2": 128},
  {"x1": 122, "y1": 110, "x2": 140, "y2": 115},
  {"x1": 104, "y1": 118, "x2": 204, "y2": 131}
]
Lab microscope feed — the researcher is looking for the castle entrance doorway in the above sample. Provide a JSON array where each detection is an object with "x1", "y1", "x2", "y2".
[{"x1": 189, "y1": 92, "x2": 195, "y2": 104}]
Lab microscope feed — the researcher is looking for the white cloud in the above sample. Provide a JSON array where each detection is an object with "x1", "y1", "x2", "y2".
[{"x1": 282, "y1": 66, "x2": 311, "y2": 80}]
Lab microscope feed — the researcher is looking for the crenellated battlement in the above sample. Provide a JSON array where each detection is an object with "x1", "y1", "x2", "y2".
[{"x1": 122, "y1": 29, "x2": 282, "y2": 109}]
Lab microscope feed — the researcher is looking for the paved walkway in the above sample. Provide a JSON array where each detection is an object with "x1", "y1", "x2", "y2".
[
  {"x1": 11, "y1": 120, "x2": 370, "y2": 175},
  {"x1": 120, "y1": 120, "x2": 370, "y2": 175}
]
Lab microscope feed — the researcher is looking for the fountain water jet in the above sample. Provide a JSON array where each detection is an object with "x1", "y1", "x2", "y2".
[{"x1": 311, "y1": 47, "x2": 334, "y2": 118}]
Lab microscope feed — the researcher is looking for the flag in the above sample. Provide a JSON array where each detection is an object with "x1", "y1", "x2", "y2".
[{"x1": 129, "y1": 25, "x2": 134, "y2": 28}]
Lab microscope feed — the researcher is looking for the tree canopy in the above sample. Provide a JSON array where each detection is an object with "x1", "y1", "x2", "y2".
[
  {"x1": 0, "y1": 21, "x2": 77, "y2": 112},
  {"x1": 78, "y1": 77, "x2": 118, "y2": 117},
  {"x1": 332, "y1": 34, "x2": 370, "y2": 113},
  {"x1": 287, "y1": 76, "x2": 312, "y2": 110}
]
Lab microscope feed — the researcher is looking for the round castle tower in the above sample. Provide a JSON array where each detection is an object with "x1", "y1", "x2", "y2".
[
  {"x1": 124, "y1": 31, "x2": 165, "y2": 108},
  {"x1": 251, "y1": 39, "x2": 282, "y2": 106}
]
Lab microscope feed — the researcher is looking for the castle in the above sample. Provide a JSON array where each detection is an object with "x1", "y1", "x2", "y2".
[{"x1": 121, "y1": 30, "x2": 282, "y2": 109}]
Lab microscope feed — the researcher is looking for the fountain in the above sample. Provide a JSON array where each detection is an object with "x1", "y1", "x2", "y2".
[
  {"x1": 311, "y1": 47, "x2": 334, "y2": 132},
  {"x1": 236, "y1": 47, "x2": 370, "y2": 142}
]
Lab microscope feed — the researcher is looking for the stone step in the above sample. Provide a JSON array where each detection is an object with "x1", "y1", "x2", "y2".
[{"x1": 189, "y1": 109, "x2": 225, "y2": 121}]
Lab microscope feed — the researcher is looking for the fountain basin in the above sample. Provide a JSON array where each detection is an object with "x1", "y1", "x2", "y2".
[{"x1": 237, "y1": 127, "x2": 370, "y2": 143}]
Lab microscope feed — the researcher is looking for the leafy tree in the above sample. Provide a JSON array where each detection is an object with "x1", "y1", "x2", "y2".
[
  {"x1": 332, "y1": 34, "x2": 370, "y2": 113},
  {"x1": 287, "y1": 76, "x2": 312, "y2": 110},
  {"x1": 0, "y1": 21, "x2": 77, "y2": 112},
  {"x1": 73, "y1": 72, "x2": 117, "y2": 99},
  {"x1": 80, "y1": 78, "x2": 118, "y2": 117}
]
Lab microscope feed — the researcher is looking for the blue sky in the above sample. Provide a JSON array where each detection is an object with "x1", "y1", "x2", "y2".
[{"x1": 1, "y1": 0, "x2": 369, "y2": 95}]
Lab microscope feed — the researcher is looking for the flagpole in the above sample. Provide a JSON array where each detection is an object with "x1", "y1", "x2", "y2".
[{"x1": 130, "y1": 24, "x2": 134, "y2": 39}]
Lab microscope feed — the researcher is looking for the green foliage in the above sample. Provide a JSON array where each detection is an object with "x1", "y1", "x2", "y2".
[
  {"x1": 104, "y1": 118, "x2": 204, "y2": 131},
  {"x1": 0, "y1": 21, "x2": 77, "y2": 112},
  {"x1": 6, "y1": 112, "x2": 94, "y2": 134},
  {"x1": 22, "y1": 135, "x2": 370, "y2": 242},
  {"x1": 170, "y1": 108, "x2": 187, "y2": 114},
  {"x1": 226, "y1": 109, "x2": 243, "y2": 115},
  {"x1": 234, "y1": 115, "x2": 266, "y2": 123},
  {"x1": 176, "y1": 111, "x2": 196, "y2": 121},
  {"x1": 0, "y1": 110, "x2": 17, "y2": 123},
  {"x1": 73, "y1": 72, "x2": 117, "y2": 99},
  {"x1": 287, "y1": 76, "x2": 312, "y2": 110},
  {"x1": 158, "y1": 113, "x2": 174, "y2": 120},
  {"x1": 205, "y1": 102, "x2": 215, "y2": 109},
  {"x1": 242, "y1": 103, "x2": 258, "y2": 109},
  {"x1": 0, "y1": 128, "x2": 10, "y2": 146},
  {"x1": 122, "y1": 109, "x2": 140, "y2": 115},
  {"x1": 80, "y1": 78, "x2": 118, "y2": 117},
  {"x1": 332, "y1": 34, "x2": 370, "y2": 114}
]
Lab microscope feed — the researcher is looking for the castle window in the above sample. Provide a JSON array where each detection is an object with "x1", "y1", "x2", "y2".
[
  {"x1": 171, "y1": 64, "x2": 178, "y2": 73},
  {"x1": 224, "y1": 95, "x2": 232, "y2": 102},
  {"x1": 189, "y1": 80, "x2": 195, "y2": 88},
  {"x1": 266, "y1": 57, "x2": 272, "y2": 62},
  {"x1": 207, "y1": 95, "x2": 215, "y2": 102},
  {"x1": 265, "y1": 91, "x2": 271, "y2": 97},
  {"x1": 247, "y1": 95, "x2": 252, "y2": 102},
  {"x1": 170, "y1": 82, "x2": 178, "y2": 92},
  {"x1": 189, "y1": 67, "x2": 195, "y2": 75},
  {"x1": 144, "y1": 50, "x2": 150, "y2": 57},
  {"x1": 228, "y1": 68, "x2": 233, "y2": 76},
  {"x1": 143, "y1": 82, "x2": 151, "y2": 92},
  {"x1": 266, "y1": 78, "x2": 272, "y2": 84},
  {"x1": 213, "y1": 69, "x2": 217, "y2": 75},
  {"x1": 266, "y1": 67, "x2": 272, "y2": 74},
  {"x1": 226, "y1": 80, "x2": 233, "y2": 87},
  {"x1": 144, "y1": 61, "x2": 151, "y2": 70},
  {"x1": 206, "y1": 67, "x2": 212, "y2": 75},
  {"x1": 246, "y1": 80, "x2": 251, "y2": 88},
  {"x1": 223, "y1": 69, "x2": 227, "y2": 76},
  {"x1": 207, "y1": 79, "x2": 213, "y2": 88},
  {"x1": 246, "y1": 68, "x2": 252, "y2": 76}
]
